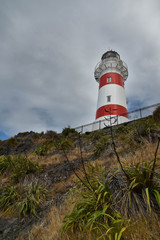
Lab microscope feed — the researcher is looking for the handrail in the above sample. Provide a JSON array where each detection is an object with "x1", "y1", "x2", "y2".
[{"x1": 74, "y1": 103, "x2": 160, "y2": 133}]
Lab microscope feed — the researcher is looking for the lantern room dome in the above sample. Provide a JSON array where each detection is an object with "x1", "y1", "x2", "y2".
[{"x1": 101, "y1": 50, "x2": 120, "y2": 60}]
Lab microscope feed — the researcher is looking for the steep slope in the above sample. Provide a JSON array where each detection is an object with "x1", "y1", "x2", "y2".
[{"x1": 0, "y1": 114, "x2": 160, "y2": 240}]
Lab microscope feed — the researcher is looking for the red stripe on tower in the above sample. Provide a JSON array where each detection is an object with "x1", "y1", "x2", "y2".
[
  {"x1": 99, "y1": 72, "x2": 124, "y2": 89},
  {"x1": 96, "y1": 104, "x2": 128, "y2": 119}
]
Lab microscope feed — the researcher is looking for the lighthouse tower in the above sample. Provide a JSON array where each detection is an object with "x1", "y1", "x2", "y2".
[{"x1": 94, "y1": 50, "x2": 128, "y2": 128}]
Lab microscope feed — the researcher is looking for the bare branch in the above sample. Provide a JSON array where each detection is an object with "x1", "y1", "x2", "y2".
[
  {"x1": 78, "y1": 133, "x2": 96, "y2": 192},
  {"x1": 110, "y1": 123, "x2": 130, "y2": 181},
  {"x1": 150, "y1": 136, "x2": 160, "y2": 183},
  {"x1": 104, "y1": 109, "x2": 130, "y2": 181},
  {"x1": 62, "y1": 147, "x2": 93, "y2": 192}
]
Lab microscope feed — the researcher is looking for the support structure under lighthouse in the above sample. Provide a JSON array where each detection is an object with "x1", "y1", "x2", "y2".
[{"x1": 94, "y1": 50, "x2": 128, "y2": 128}]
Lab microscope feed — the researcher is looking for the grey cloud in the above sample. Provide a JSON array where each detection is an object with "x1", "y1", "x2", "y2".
[{"x1": 0, "y1": 0, "x2": 160, "y2": 136}]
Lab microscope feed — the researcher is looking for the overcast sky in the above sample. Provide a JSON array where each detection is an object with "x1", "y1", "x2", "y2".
[{"x1": 0, "y1": 0, "x2": 160, "y2": 139}]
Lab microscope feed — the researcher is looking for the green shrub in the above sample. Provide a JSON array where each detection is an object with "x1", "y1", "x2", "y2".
[
  {"x1": 62, "y1": 127, "x2": 77, "y2": 137},
  {"x1": 17, "y1": 184, "x2": 48, "y2": 217},
  {"x1": 12, "y1": 155, "x2": 41, "y2": 181},
  {"x1": 84, "y1": 130, "x2": 106, "y2": 144},
  {"x1": 93, "y1": 142, "x2": 104, "y2": 157},
  {"x1": 0, "y1": 185, "x2": 20, "y2": 212},
  {"x1": 5, "y1": 137, "x2": 18, "y2": 147},
  {"x1": 62, "y1": 165, "x2": 128, "y2": 239},
  {"x1": 35, "y1": 143, "x2": 51, "y2": 157},
  {"x1": 44, "y1": 130, "x2": 58, "y2": 139},
  {"x1": 62, "y1": 158, "x2": 160, "y2": 239},
  {"x1": 0, "y1": 184, "x2": 48, "y2": 217},
  {"x1": 107, "y1": 160, "x2": 160, "y2": 219},
  {"x1": 133, "y1": 118, "x2": 158, "y2": 143},
  {"x1": 32, "y1": 133, "x2": 40, "y2": 139},
  {"x1": 126, "y1": 160, "x2": 160, "y2": 214},
  {"x1": 93, "y1": 136, "x2": 109, "y2": 157},
  {"x1": 153, "y1": 106, "x2": 160, "y2": 122},
  {"x1": 0, "y1": 155, "x2": 12, "y2": 173},
  {"x1": 0, "y1": 155, "x2": 41, "y2": 181},
  {"x1": 88, "y1": 131, "x2": 102, "y2": 141},
  {"x1": 115, "y1": 125, "x2": 130, "y2": 135},
  {"x1": 54, "y1": 136, "x2": 74, "y2": 151}
]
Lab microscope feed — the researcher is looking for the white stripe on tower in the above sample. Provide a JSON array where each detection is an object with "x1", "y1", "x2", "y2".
[{"x1": 94, "y1": 51, "x2": 128, "y2": 126}]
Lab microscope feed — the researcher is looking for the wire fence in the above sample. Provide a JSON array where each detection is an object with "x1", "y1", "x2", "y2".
[{"x1": 75, "y1": 103, "x2": 160, "y2": 133}]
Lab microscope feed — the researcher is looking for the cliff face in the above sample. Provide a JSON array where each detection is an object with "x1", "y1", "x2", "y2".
[{"x1": 0, "y1": 117, "x2": 160, "y2": 240}]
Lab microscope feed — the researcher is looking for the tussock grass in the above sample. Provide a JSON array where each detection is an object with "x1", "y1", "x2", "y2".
[
  {"x1": 0, "y1": 155, "x2": 41, "y2": 182},
  {"x1": 50, "y1": 174, "x2": 76, "y2": 197},
  {"x1": 0, "y1": 184, "x2": 48, "y2": 218},
  {"x1": 4, "y1": 122, "x2": 160, "y2": 240},
  {"x1": 19, "y1": 197, "x2": 75, "y2": 240},
  {"x1": 124, "y1": 217, "x2": 160, "y2": 240},
  {"x1": 102, "y1": 141, "x2": 160, "y2": 171},
  {"x1": 29, "y1": 145, "x2": 92, "y2": 169},
  {"x1": 15, "y1": 139, "x2": 160, "y2": 240},
  {"x1": 121, "y1": 141, "x2": 160, "y2": 167},
  {"x1": 17, "y1": 205, "x2": 160, "y2": 240},
  {"x1": 35, "y1": 152, "x2": 65, "y2": 166}
]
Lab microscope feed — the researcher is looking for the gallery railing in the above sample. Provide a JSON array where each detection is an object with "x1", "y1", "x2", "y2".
[{"x1": 75, "y1": 103, "x2": 160, "y2": 133}]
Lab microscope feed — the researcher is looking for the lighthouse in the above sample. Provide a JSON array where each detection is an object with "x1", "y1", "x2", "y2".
[{"x1": 94, "y1": 50, "x2": 128, "y2": 128}]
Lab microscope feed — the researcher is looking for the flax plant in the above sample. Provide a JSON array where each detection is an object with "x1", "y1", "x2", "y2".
[
  {"x1": 62, "y1": 165, "x2": 128, "y2": 240},
  {"x1": 0, "y1": 184, "x2": 48, "y2": 218}
]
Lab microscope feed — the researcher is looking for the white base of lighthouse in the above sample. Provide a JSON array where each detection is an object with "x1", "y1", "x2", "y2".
[{"x1": 92, "y1": 115, "x2": 129, "y2": 131}]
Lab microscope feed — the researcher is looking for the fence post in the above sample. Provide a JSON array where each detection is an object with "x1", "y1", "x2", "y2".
[
  {"x1": 81, "y1": 125, "x2": 83, "y2": 133},
  {"x1": 140, "y1": 109, "x2": 142, "y2": 118}
]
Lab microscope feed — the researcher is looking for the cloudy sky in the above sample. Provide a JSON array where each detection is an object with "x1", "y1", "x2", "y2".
[{"x1": 0, "y1": 0, "x2": 160, "y2": 139}]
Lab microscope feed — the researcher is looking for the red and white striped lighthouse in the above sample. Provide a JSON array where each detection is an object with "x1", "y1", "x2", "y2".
[{"x1": 94, "y1": 50, "x2": 128, "y2": 127}]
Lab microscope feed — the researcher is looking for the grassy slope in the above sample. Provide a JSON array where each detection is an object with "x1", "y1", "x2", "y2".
[
  {"x1": 23, "y1": 143, "x2": 160, "y2": 240},
  {"x1": 0, "y1": 116, "x2": 160, "y2": 240}
]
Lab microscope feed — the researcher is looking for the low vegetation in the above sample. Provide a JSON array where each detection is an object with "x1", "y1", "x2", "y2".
[
  {"x1": 0, "y1": 154, "x2": 46, "y2": 219},
  {"x1": 0, "y1": 155, "x2": 41, "y2": 181},
  {"x1": 34, "y1": 142, "x2": 52, "y2": 157},
  {"x1": 61, "y1": 153, "x2": 160, "y2": 239},
  {"x1": 0, "y1": 184, "x2": 48, "y2": 217},
  {"x1": 0, "y1": 108, "x2": 160, "y2": 240},
  {"x1": 5, "y1": 137, "x2": 18, "y2": 147},
  {"x1": 25, "y1": 141, "x2": 160, "y2": 240},
  {"x1": 62, "y1": 165, "x2": 128, "y2": 240},
  {"x1": 153, "y1": 105, "x2": 160, "y2": 122}
]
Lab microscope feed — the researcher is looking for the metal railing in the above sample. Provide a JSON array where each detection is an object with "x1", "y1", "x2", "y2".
[{"x1": 75, "y1": 103, "x2": 160, "y2": 133}]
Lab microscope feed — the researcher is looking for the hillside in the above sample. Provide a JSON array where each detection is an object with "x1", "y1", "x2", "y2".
[{"x1": 0, "y1": 109, "x2": 160, "y2": 240}]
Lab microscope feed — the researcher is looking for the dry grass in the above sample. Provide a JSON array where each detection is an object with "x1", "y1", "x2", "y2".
[
  {"x1": 50, "y1": 174, "x2": 77, "y2": 197},
  {"x1": 100, "y1": 141, "x2": 160, "y2": 171},
  {"x1": 39, "y1": 153, "x2": 65, "y2": 167},
  {"x1": 124, "y1": 217, "x2": 160, "y2": 240},
  {"x1": 12, "y1": 139, "x2": 160, "y2": 240},
  {"x1": 28, "y1": 145, "x2": 92, "y2": 169},
  {"x1": 16, "y1": 192, "x2": 99, "y2": 240},
  {"x1": 0, "y1": 174, "x2": 9, "y2": 186},
  {"x1": 121, "y1": 141, "x2": 160, "y2": 167},
  {"x1": 28, "y1": 206, "x2": 65, "y2": 240},
  {"x1": 16, "y1": 195, "x2": 75, "y2": 240}
]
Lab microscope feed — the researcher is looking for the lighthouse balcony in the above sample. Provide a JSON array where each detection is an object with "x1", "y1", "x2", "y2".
[{"x1": 94, "y1": 59, "x2": 128, "y2": 82}]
